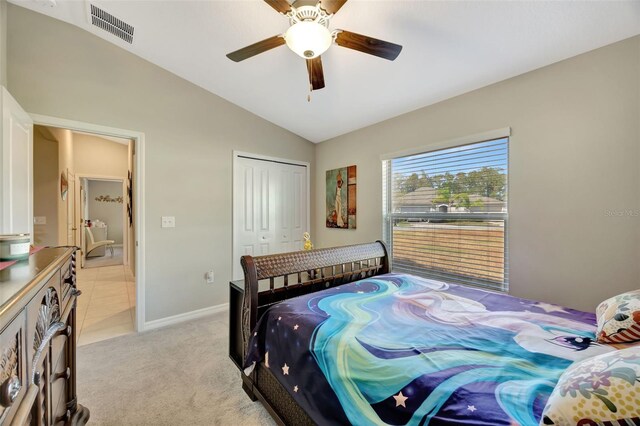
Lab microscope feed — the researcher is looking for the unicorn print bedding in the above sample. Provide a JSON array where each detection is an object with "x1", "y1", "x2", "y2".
[{"x1": 243, "y1": 273, "x2": 614, "y2": 425}]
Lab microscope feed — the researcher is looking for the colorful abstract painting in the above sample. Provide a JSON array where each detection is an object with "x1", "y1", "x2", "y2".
[{"x1": 326, "y1": 165, "x2": 356, "y2": 229}]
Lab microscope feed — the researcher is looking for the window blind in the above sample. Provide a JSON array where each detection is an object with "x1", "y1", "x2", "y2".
[{"x1": 382, "y1": 137, "x2": 508, "y2": 291}]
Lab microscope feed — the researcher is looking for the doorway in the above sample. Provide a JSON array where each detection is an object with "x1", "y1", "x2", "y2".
[
  {"x1": 232, "y1": 152, "x2": 310, "y2": 281},
  {"x1": 81, "y1": 177, "x2": 126, "y2": 268},
  {"x1": 31, "y1": 114, "x2": 145, "y2": 339}
]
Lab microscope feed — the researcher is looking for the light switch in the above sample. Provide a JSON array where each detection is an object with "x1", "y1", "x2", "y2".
[
  {"x1": 34, "y1": 216, "x2": 47, "y2": 225},
  {"x1": 161, "y1": 216, "x2": 175, "y2": 228}
]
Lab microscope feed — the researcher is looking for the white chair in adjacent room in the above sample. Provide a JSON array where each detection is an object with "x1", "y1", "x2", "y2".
[{"x1": 85, "y1": 226, "x2": 115, "y2": 257}]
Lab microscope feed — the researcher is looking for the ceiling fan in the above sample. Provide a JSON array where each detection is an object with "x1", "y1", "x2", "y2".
[{"x1": 226, "y1": 0, "x2": 402, "y2": 91}]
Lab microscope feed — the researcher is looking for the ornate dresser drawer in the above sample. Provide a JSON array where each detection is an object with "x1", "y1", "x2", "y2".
[
  {"x1": 0, "y1": 311, "x2": 26, "y2": 425},
  {"x1": 0, "y1": 247, "x2": 88, "y2": 426}
]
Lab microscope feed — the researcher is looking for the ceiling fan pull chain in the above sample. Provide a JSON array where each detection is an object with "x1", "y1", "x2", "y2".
[{"x1": 308, "y1": 85, "x2": 312, "y2": 102}]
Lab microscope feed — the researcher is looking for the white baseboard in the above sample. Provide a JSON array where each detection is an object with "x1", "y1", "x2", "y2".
[{"x1": 142, "y1": 303, "x2": 229, "y2": 332}]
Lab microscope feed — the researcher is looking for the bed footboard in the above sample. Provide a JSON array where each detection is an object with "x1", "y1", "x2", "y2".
[{"x1": 227, "y1": 241, "x2": 390, "y2": 425}]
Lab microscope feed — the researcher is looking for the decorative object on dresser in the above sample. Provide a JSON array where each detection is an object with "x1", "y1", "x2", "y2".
[
  {"x1": 0, "y1": 235, "x2": 31, "y2": 262},
  {"x1": 0, "y1": 247, "x2": 89, "y2": 425}
]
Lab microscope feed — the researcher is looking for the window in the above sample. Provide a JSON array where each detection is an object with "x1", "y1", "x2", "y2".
[{"x1": 383, "y1": 137, "x2": 508, "y2": 291}]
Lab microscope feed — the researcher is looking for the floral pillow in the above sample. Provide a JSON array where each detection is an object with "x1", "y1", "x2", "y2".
[
  {"x1": 596, "y1": 290, "x2": 640, "y2": 344},
  {"x1": 540, "y1": 347, "x2": 640, "y2": 426}
]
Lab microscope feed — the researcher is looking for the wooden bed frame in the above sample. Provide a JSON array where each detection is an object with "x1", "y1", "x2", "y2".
[{"x1": 228, "y1": 241, "x2": 390, "y2": 425}]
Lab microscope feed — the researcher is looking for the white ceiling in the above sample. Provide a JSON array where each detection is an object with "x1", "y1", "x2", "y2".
[{"x1": 10, "y1": 0, "x2": 640, "y2": 143}]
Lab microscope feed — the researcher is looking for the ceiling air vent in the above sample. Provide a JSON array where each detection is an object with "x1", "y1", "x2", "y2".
[{"x1": 89, "y1": 4, "x2": 134, "y2": 44}]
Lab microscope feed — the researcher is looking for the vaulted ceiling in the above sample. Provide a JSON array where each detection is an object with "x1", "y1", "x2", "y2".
[{"x1": 9, "y1": 0, "x2": 640, "y2": 142}]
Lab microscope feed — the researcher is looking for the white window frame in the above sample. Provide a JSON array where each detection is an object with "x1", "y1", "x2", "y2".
[{"x1": 382, "y1": 128, "x2": 510, "y2": 292}]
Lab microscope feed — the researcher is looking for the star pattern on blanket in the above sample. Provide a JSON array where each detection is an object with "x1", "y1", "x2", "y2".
[
  {"x1": 294, "y1": 324, "x2": 299, "y2": 330},
  {"x1": 467, "y1": 405, "x2": 476, "y2": 412},
  {"x1": 294, "y1": 385, "x2": 299, "y2": 393},
  {"x1": 393, "y1": 391, "x2": 408, "y2": 408},
  {"x1": 282, "y1": 363, "x2": 290, "y2": 375},
  {"x1": 534, "y1": 301, "x2": 566, "y2": 314}
]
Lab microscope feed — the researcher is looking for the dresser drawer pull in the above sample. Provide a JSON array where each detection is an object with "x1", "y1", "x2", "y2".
[
  {"x1": 53, "y1": 368, "x2": 71, "y2": 382},
  {"x1": 0, "y1": 375, "x2": 21, "y2": 407},
  {"x1": 31, "y1": 321, "x2": 65, "y2": 385},
  {"x1": 56, "y1": 325, "x2": 73, "y2": 338}
]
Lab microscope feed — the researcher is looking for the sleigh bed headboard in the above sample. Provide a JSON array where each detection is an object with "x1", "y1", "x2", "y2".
[{"x1": 229, "y1": 240, "x2": 390, "y2": 367}]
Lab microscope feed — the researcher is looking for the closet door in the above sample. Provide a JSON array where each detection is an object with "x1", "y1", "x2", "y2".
[
  {"x1": 1, "y1": 87, "x2": 33, "y2": 237},
  {"x1": 275, "y1": 163, "x2": 307, "y2": 254},
  {"x1": 233, "y1": 155, "x2": 308, "y2": 281}
]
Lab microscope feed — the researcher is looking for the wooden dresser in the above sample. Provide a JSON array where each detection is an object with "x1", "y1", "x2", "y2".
[{"x1": 0, "y1": 247, "x2": 89, "y2": 425}]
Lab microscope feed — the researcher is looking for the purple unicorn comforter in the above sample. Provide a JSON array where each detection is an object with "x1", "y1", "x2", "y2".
[{"x1": 244, "y1": 273, "x2": 613, "y2": 425}]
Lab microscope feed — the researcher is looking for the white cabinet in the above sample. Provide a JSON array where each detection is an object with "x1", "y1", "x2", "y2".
[{"x1": 0, "y1": 87, "x2": 33, "y2": 238}]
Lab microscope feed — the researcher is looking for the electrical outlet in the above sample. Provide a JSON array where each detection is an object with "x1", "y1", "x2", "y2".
[
  {"x1": 205, "y1": 270, "x2": 215, "y2": 284},
  {"x1": 161, "y1": 216, "x2": 175, "y2": 228}
]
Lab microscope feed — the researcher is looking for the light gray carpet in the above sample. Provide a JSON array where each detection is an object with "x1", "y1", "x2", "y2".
[{"x1": 77, "y1": 312, "x2": 275, "y2": 425}]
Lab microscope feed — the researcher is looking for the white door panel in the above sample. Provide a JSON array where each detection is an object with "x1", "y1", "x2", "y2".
[
  {"x1": 1, "y1": 87, "x2": 33, "y2": 237},
  {"x1": 233, "y1": 155, "x2": 309, "y2": 281},
  {"x1": 243, "y1": 168, "x2": 253, "y2": 232}
]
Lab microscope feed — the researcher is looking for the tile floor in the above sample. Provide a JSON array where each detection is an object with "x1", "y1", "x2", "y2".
[
  {"x1": 76, "y1": 264, "x2": 136, "y2": 346},
  {"x1": 84, "y1": 246, "x2": 124, "y2": 268}
]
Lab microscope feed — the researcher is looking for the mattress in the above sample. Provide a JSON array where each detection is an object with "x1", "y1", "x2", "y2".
[{"x1": 244, "y1": 273, "x2": 614, "y2": 425}]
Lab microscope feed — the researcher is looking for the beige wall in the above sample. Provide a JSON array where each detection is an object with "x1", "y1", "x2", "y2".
[
  {"x1": 87, "y1": 180, "x2": 124, "y2": 245},
  {"x1": 7, "y1": 5, "x2": 315, "y2": 322},
  {"x1": 315, "y1": 36, "x2": 640, "y2": 312},
  {"x1": 48, "y1": 127, "x2": 74, "y2": 245},
  {"x1": 0, "y1": 0, "x2": 6, "y2": 87},
  {"x1": 73, "y1": 133, "x2": 129, "y2": 251},
  {"x1": 33, "y1": 130, "x2": 58, "y2": 246},
  {"x1": 73, "y1": 133, "x2": 129, "y2": 177}
]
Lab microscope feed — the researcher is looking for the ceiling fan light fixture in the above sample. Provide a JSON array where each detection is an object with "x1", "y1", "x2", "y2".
[{"x1": 284, "y1": 21, "x2": 332, "y2": 59}]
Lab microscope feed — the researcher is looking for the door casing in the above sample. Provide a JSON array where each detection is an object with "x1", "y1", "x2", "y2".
[{"x1": 29, "y1": 114, "x2": 146, "y2": 332}]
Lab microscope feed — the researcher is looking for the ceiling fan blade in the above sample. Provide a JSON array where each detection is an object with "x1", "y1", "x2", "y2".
[
  {"x1": 226, "y1": 35, "x2": 285, "y2": 62},
  {"x1": 319, "y1": 0, "x2": 348, "y2": 15},
  {"x1": 306, "y1": 56, "x2": 325, "y2": 91},
  {"x1": 335, "y1": 30, "x2": 402, "y2": 61},
  {"x1": 264, "y1": 0, "x2": 292, "y2": 14}
]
